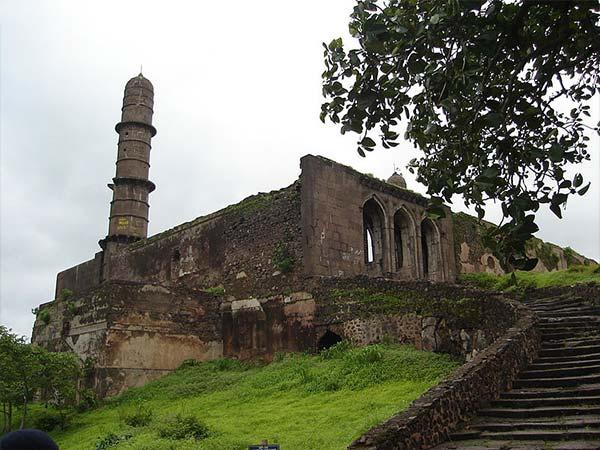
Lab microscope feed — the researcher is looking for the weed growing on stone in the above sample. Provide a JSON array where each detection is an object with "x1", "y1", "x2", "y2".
[{"x1": 202, "y1": 285, "x2": 226, "y2": 296}]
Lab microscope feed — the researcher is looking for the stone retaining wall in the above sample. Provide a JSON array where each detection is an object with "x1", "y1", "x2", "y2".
[{"x1": 348, "y1": 297, "x2": 540, "y2": 450}]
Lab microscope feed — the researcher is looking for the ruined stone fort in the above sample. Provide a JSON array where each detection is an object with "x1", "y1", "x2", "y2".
[{"x1": 32, "y1": 74, "x2": 591, "y2": 402}]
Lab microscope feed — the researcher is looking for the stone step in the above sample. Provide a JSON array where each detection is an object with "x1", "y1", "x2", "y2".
[
  {"x1": 528, "y1": 358, "x2": 600, "y2": 370},
  {"x1": 542, "y1": 336, "x2": 600, "y2": 348},
  {"x1": 514, "y1": 372, "x2": 600, "y2": 388},
  {"x1": 539, "y1": 315, "x2": 600, "y2": 324},
  {"x1": 519, "y1": 363, "x2": 600, "y2": 379},
  {"x1": 527, "y1": 296, "x2": 584, "y2": 307},
  {"x1": 479, "y1": 405, "x2": 600, "y2": 418},
  {"x1": 538, "y1": 322, "x2": 600, "y2": 333},
  {"x1": 534, "y1": 351, "x2": 600, "y2": 364},
  {"x1": 533, "y1": 301, "x2": 589, "y2": 312},
  {"x1": 538, "y1": 344, "x2": 600, "y2": 358},
  {"x1": 541, "y1": 330, "x2": 600, "y2": 340},
  {"x1": 502, "y1": 384, "x2": 600, "y2": 399},
  {"x1": 478, "y1": 429, "x2": 600, "y2": 441},
  {"x1": 469, "y1": 416, "x2": 600, "y2": 431},
  {"x1": 491, "y1": 395, "x2": 600, "y2": 408},
  {"x1": 433, "y1": 441, "x2": 600, "y2": 450},
  {"x1": 539, "y1": 308, "x2": 600, "y2": 318}
]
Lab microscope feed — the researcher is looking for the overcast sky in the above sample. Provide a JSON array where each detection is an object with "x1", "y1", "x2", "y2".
[{"x1": 1, "y1": 1, "x2": 598, "y2": 339}]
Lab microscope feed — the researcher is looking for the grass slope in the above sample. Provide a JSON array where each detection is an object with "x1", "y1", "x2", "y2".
[
  {"x1": 48, "y1": 344, "x2": 458, "y2": 450},
  {"x1": 460, "y1": 264, "x2": 600, "y2": 292}
]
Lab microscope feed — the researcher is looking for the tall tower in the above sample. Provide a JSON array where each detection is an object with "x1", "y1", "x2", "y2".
[{"x1": 100, "y1": 73, "x2": 156, "y2": 250}]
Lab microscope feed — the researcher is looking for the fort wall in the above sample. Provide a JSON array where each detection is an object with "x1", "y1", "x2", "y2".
[{"x1": 301, "y1": 155, "x2": 457, "y2": 282}]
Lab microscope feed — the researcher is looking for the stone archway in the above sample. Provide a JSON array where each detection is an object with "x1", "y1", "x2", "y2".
[
  {"x1": 393, "y1": 208, "x2": 417, "y2": 277},
  {"x1": 317, "y1": 330, "x2": 343, "y2": 351},
  {"x1": 421, "y1": 218, "x2": 442, "y2": 280},
  {"x1": 363, "y1": 198, "x2": 386, "y2": 270}
]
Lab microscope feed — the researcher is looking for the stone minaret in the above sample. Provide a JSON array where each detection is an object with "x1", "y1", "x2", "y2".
[{"x1": 100, "y1": 73, "x2": 156, "y2": 250}]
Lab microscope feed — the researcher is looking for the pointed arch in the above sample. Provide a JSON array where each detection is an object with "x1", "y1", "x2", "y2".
[
  {"x1": 363, "y1": 197, "x2": 386, "y2": 268},
  {"x1": 393, "y1": 207, "x2": 417, "y2": 275},
  {"x1": 421, "y1": 218, "x2": 442, "y2": 280}
]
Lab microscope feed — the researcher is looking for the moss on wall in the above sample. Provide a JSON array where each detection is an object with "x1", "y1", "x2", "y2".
[{"x1": 326, "y1": 287, "x2": 483, "y2": 327}]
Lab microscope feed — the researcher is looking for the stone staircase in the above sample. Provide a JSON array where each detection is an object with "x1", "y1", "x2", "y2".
[{"x1": 433, "y1": 294, "x2": 600, "y2": 450}]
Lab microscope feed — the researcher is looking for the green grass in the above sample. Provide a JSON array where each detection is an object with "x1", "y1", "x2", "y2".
[
  {"x1": 460, "y1": 264, "x2": 600, "y2": 292},
  {"x1": 36, "y1": 344, "x2": 458, "y2": 450}
]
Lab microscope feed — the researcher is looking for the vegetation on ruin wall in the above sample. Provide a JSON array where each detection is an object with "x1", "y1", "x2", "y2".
[
  {"x1": 453, "y1": 212, "x2": 590, "y2": 271},
  {"x1": 329, "y1": 287, "x2": 484, "y2": 326},
  {"x1": 129, "y1": 183, "x2": 299, "y2": 250},
  {"x1": 460, "y1": 264, "x2": 600, "y2": 293},
  {"x1": 30, "y1": 344, "x2": 458, "y2": 450}
]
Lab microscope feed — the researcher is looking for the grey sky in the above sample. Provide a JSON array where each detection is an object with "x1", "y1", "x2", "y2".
[{"x1": 1, "y1": 1, "x2": 599, "y2": 339}]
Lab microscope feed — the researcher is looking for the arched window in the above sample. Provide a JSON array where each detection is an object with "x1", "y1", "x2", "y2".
[
  {"x1": 393, "y1": 209, "x2": 412, "y2": 271},
  {"x1": 421, "y1": 219, "x2": 440, "y2": 279},
  {"x1": 363, "y1": 199, "x2": 385, "y2": 267}
]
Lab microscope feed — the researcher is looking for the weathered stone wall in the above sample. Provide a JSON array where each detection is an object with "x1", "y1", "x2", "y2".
[
  {"x1": 33, "y1": 282, "x2": 224, "y2": 397},
  {"x1": 300, "y1": 155, "x2": 457, "y2": 282},
  {"x1": 106, "y1": 184, "x2": 302, "y2": 295},
  {"x1": 310, "y1": 277, "x2": 517, "y2": 361},
  {"x1": 348, "y1": 298, "x2": 540, "y2": 450},
  {"x1": 33, "y1": 276, "x2": 522, "y2": 397},
  {"x1": 54, "y1": 252, "x2": 103, "y2": 299},
  {"x1": 453, "y1": 212, "x2": 594, "y2": 274}
]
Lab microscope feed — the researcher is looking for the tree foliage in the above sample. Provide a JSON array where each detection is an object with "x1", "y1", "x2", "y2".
[
  {"x1": 321, "y1": 0, "x2": 599, "y2": 270},
  {"x1": 0, "y1": 326, "x2": 81, "y2": 433}
]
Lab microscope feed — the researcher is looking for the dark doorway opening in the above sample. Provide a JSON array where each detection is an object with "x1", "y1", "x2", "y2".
[
  {"x1": 318, "y1": 330, "x2": 343, "y2": 351},
  {"x1": 421, "y1": 232, "x2": 429, "y2": 276}
]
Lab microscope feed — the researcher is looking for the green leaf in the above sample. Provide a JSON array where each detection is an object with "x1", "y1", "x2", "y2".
[
  {"x1": 578, "y1": 182, "x2": 590, "y2": 196},
  {"x1": 549, "y1": 203, "x2": 562, "y2": 219},
  {"x1": 361, "y1": 137, "x2": 376, "y2": 147},
  {"x1": 549, "y1": 144, "x2": 564, "y2": 162},
  {"x1": 573, "y1": 173, "x2": 583, "y2": 188}
]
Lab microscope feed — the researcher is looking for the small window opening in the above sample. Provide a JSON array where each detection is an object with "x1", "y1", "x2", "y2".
[
  {"x1": 366, "y1": 229, "x2": 374, "y2": 263},
  {"x1": 421, "y1": 233, "x2": 429, "y2": 275},
  {"x1": 318, "y1": 330, "x2": 343, "y2": 351},
  {"x1": 363, "y1": 199, "x2": 385, "y2": 267}
]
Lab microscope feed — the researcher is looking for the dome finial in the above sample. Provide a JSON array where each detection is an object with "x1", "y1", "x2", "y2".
[
  {"x1": 139, "y1": 64, "x2": 143, "y2": 76},
  {"x1": 387, "y1": 168, "x2": 407, "y2": 189}
]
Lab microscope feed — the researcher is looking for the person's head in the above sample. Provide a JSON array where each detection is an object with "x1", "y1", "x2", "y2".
[{"x1": 0, "y1": 429, "x2": 58, "y2": 450}]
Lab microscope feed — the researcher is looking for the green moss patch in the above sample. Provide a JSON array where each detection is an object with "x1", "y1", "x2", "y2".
[{"x1": 327, "y1": 288, "x2": 483, "y2": 326}]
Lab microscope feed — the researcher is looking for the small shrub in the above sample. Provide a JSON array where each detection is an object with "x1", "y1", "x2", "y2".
[
  {"x1": 320, "y1": 340, "x2": 352, "y2": 360},
  {"x1": 202, "y1": 285, "x2": 225, "y2": 296},
  {"x1": 59, "y1": 288, "x2": 74, "y2": 302},
  {"x1": 211, "y1": 358, "x2": 246, "y2": 371},
  {"x1": 157, "y1": 413, "x2": 209, "y2": 440},
  {"x1": 76, "y1": 388, "x2": 98, "y2": 412},
  {"x1": 273, "y1": 243, "x2": 295, "y2": 273},
  {"x1": 119, "y1": 402, "x2": 153, "y2": 427},
  {"x1": 38, "y1": 309, "x2": 51, "y2": 325},
  {"x1": 66, "y1": 301, "x2": 77, "y2": 316},
  {"x1": 34, "y1": 409, "x2": 71, "y2": 432},
  {"x1": 178, "y1": 358, "x2": 202, "y2": 369},
  {"x1": 94, "y1": 432, "x2": 132, "y2": 450},
  {"x1": 347, "y1": 345, "x2": 384, "y2": 365}
]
